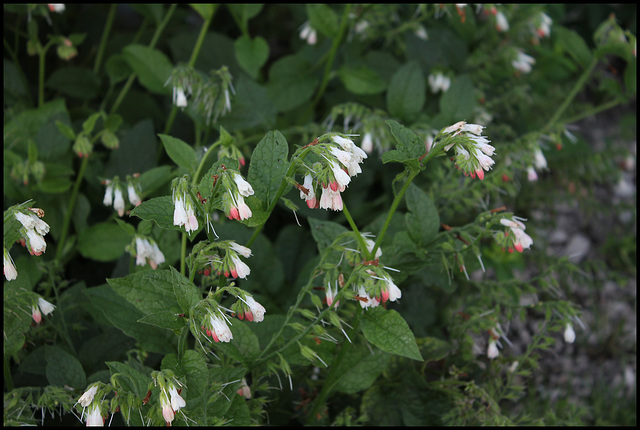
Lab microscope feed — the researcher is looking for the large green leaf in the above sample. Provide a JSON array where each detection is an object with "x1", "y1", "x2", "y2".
[
  {"x1": 265, "y1": 55, "x2": 317, "y2": 112},
  {"x1": 404, "y1": 183, "x2": 440, "y2": 246},
  {"x1": 107, "y1": 269, "x2": 183, "y2": 316},
  {"x1": 361, "y1": 307, "x2": 423, "y2": 361},
  {"x1": 131, "y1": 196, "x2": 181, "y2": 232},
  {"x1": 77, "y1": 221, "x2": 132, "y2": 262},
  {"x1": 333, "y1": 346, "x2": 390, "y2": 394},
  {"x1": 386, "y1": 61, "x2": 425, "y2": 122},
  {"x1": 338, "y1": 65, "x2": 387, "y2": 95},
  {"x1": 122, "y1": 44, "x2": 173, "y2": 95},
  {"x1": 381, "y1": 120, "x2": 426, "y2": 165},
  {"x1": 306, "y1": 4, "x2": 338, "y2": 38},
  {"x1": 247, "y1": 130, "x2": 289, "y2": 207},
  {"x1": 45, "y1": 67, "x2": 101, "y2": 99},
  {"x1": 308, "y1": 217, "x2": 348, "y2": 253},
  {"x1": 439, "y1": 74, "x2": 475, "y2": 124},
  {"x1": 44, "y1": 345, "x2": 87, "y2": 389}
]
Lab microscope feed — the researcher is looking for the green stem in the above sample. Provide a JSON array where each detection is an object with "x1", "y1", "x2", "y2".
[
  {"x1": 307, "y1": 309, "x2": 362, "y2": 423},
  {"x1": 109, "y1": 4, "x2": 177, "y2": 114},
  {"x1": 311, "y1": 4, "x2": 352, "y2": 107},
  {"x1": 50, "y1": 268, "x2": 76, "y2": 355},
  {"x1": 37, "y1": 42, "x2": 53, "y2": 107},
  {"x1": 55, "y1": 156, "x2": 89, "y2": 261},
  {"x1": 180, "y1": 232, "x2": 187, "y2": 276},
  {"x1": 93, "y1": 4, "x2": 117, "y2": 75},
  {"x1": 4, "y1": 355, "x2": 14, "y2": 391},
  {"x1": 370, "y1": 168, "x2": 419, "y2": 258},
  {"x1": 560, "y1": 98, "x2": 622, "y2": 125},
  {"x1": 342, "y1": 202, "x2": 371, "y2": 260},
  {"x1": 177, "y1": 326, "x2": 189, "y2": 357},
  {"x1": 542, "y1": 57, "x2": 598, "y2": 133}
]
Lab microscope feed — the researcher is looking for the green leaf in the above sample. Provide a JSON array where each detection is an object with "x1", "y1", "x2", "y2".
[
  {"x1": 77, "y1": 221, "x2": 132, "y2": 262},
  {"x1": 3, "y1": 279, "x2": 35, "y2": 356},
  {"x1": 218, "y1": 76, "x2": 276, "y2": 131},
  {"x1": 554, "y1": 26, "x2": 593, "y2": 69},
  {"x1": 55, "y1": 120, "x2": 76, "y2": 140},
  {"x1": 404, "y1": 183, "x2": 440, "y2": 246},
  {"x1": 138, "y1": 311, "x2": 186, "y2": 331},
  {"x1": 308, "y1": 217, "x2": 348, "y2": 253},
  {"x1": 85, "y1": 285, "x2": 174, "y2": 354},
  {"x1": 190, "y1": 4, "x2": 216, "y2": 20},
  {"x1": 131, "y1": 196, "x2": 181, "y2": 231},
  {"x1": 105, "y1": 54, "x2": 132, "y2": 85},
  {"x1": 45, "y1": 67, "x2": 101, "y2": 99},
  {"x1": 265, "y1": 55, "x2": 317, "y2": 112},
  {"x1": 334, "y1": 346, "x2": 390, "y2": 394},
  {"x1": 106, "y1": 361, "x2": 152, "y2": 398},
  {"x1": 418, "y1": 336, "x2": 452, "y2": 362},
  {"x1": 361, "y1": 307, "x2": 423, "y2": 361},
  {"x1": 307, "y1": 4, "x2": 339, "y2": 38},
  {"x1": 158, "y1": 134, "x2": 198, "y2": 172},
  {"x1": 105, "y1": 119, "x2": 158, "y2": 179},
  {"x1": 107, "y1": 269, "x2": 183, "y2": 316},
  {"x1": 386, "y1": 61, "x2": 425, "y2": 122},
  {"x1": 122, "y1": 44, "x2": 173, "y2": 95},
  {"x1": 234, "y1": 35, "x2": 269, "y2": 79},
  {"x1": 170, "y1": 266, "x2": 201, "y2": 313},
  {"x1": 44, "y1": 345, "x2": 87, "y2": 389},
  {"x1": 439, "y1": 74, "x2": 475, "y2": 124},
  {"x1": 247, "y1": 130, "x2": 289, "y2": 207},
  {"x1": 242, "y1": 232, "x2": 285, "y2": 295},
  {"x1": 138, "y1": 166, "x2": 172, "y2": 196},
  {"x1": 338, "y1": 65, "x2": 387, "y2": 95},
  {"x1": 214, "y1": 321, "x2": 261, "y2": 365},
  {"x1": 382, "y1": 120, "x2": 426, "y2": 164}
]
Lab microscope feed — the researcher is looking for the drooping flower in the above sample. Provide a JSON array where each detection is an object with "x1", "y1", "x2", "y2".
[
  {"x1": 207, "y1": 313, "x2": 233, "y2": 343},
  {"x1": 103, "y1": 182, "x2": 114, "y2": 206},
  {"x1": 299, "y1": 21, "x2": 317, "y2": 45},
  {"x1": 527, "y1": 166, "x2": 538, "y2": 182},
  {"x1": 168, "y1": 386, "x2": 186, "y2": 412},
  {"x1": 536, "y1": 13, "x2": 552, "y2": 38},
  {"x1": 113, "y1": 186, "x2": 125, "y2": 217},
  {"x1": 325, "y1": 282, "x2": 339, "y2": 308},
  {"x1": 48, "y1": 4, "x2": 65, "y2": 13},
  {"x1": 229, "y1": 242, "x2": 252, "y2": 258},
  {"x1": 355, "y1": 286, "x2": 380, "y2": 309},
  {"x1": 133, "y1": 236, "x2": 165, "y2": 269},
  {"x1": 233, "y1": 173, "x2": 254, "y2": 197},
  {"x1": 173, "y1": 193, "x2": 199, "y2": 233},
  {"x1": 174, "y1": 87, "x2": 188, "y2": 108},
  {"x1": 380, "y1": 276, "x2": 402, "y2": 303},
  {"x1": 361, "y1": 132, "x2": 374, "y2": 154},
  {"x1": 428, "y1": 72, "x2": 451, "y2": 93},
  {"x1": 4, "y1": 247, "x2": 18, "y2": 281},
  {"x1": 237, "y1": 378, "x2": 251, "y2": 399},
  {"x1": 563, "y1": 323, "x2": 576, "y2": 343},
  {"x1": 487, "y1": 339, "x2": 500, "y2": 359},
  {"x1": 15, "y1": 210, "x2": 50, "y2": 256},
  {"x1": 159, "y1": 387, "x2": 175, "y2": 425},
  {"x1": 299, "y1": 174, "x2": 318, "y2": 209},
  {"x1": 512, "y1": 51, "x2": 536, "y2": 74},
  {"x1": 319, "y1": 186, "x2": 343, "y2": 211},
  {"x1": 127, "y1": 183, "x2": 141, "y2": 207},
  {"x1": 31, "y1": 305, "x2": 42, "y2": 324},
  {"x1": 495, "y1": 11, "x2": 509, "y2": 32},
  {"x1": 243, "y1": 296, "x2": 266, "y2": 322},
  {"x1": 85, "y1": 402, "x2": 104, "y2": 427},
  {"x1": 229, "y1": 254, "x2": 251, "y2": 279},
  {"x1": 78, "y1": 384, "x2": 99, "y2": 408},
  {"x1": 442, "y1": 121, "x2": 495, "y2": 180},
  {"x1": 38, "y1": 297, "x2": 56, "y2": 316},
  {"x1": 499, "y1": 217, "x2": 534, "y2": 252}
]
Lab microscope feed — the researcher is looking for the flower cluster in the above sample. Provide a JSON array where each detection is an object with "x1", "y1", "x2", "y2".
[
  {"x1": 495, "y1": 10, "x2": 509, "y2": 32},
  {"x1": 127, "y1": 235, "x2": 165, "y2": 270},
  {"x1": 31, "y1": 297, "x2": 56, "y2": 324},
  {"x1": 512, "y1": 50, "x2": 536, "y2": 74},
  {"x1": 428, "y1": 72, "x2": 451, "y2": 93},
  {"x1": 172, "y1": 177, "x2": 199, "y2": 233},
  {"x1": 201, "y1": 308, "x2": 234, "y2": 343},
  {"x1": 299, "y1": 21, "x2": 317, "y2": 45},
  {"x1": 204, "y1": 241, "x2": 252, "y2": 280},
  {"x1": 352, "y1": 267, "x2": 402, "y2": 310},
  {"x1": 159, "y1": 382, "x2": 186, "y2": 426},
  {"x1": 534, "y1": 12, "x2": 552, "y2": 39},
  {"x1": 103, "y1": 176, "x2": 141, "y2": 217},
  {"x1": 441, "y1": 121, "x2": 495, "y2": 180},
  {"x1": 15, "y1": 207, "x2": 50, "y2": 256},
  {"x1": 298, "y1": 134, "x2": 367, "y2": 211},
  {"x1": 232, "y1": 294, "x2": 266, "y2": 322},
  {"x1": 223, "y1": 172, "x2": 254, "y2": 221},
  {"x1": 497, "y1": 216, "x2": 534, "y2": 253}
]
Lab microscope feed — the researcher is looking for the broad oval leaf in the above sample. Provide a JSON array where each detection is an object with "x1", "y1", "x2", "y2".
[
  {"x1": 122, "y1": 44, "x2": 173, "y2": 95},
  {"x1": 361, "y1": 307, "x2": 423, "y2": 361},
  {"x1": 158, "y1": 134, "x2": 198, "y2": 172}
]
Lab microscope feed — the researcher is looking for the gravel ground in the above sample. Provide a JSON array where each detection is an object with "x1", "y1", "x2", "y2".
[{"x1": 519, "y1": 105, "x2": 637, "y2": 423}]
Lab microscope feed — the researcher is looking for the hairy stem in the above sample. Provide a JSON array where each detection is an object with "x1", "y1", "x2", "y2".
[
  {"x1": 55, "y1": 156, "x2": 89, "y2": 261},
  {"x1": 342, "y1": 202, "x2": 372, "y2": 260},
  {"x1": 93, "y1": 4, "x2": 117, "y2": 75}
]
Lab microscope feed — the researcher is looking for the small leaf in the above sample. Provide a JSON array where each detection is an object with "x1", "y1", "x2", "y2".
[
  {"x1": 138, "y1": 311, "x2": 186, "y2": 331},
  {"x1": 170, "y1": 266, "x2": 201, "y2": 313},
  {"x1": 158, "y1": 134, "x2": 198, "y2": 172},
  {"x1": 404, "y1": 183, "x2": 440, "y2": 246},
  {"x1": 382, "y1": 120, "x2": 426, "y2": 164},
  {"x1": 44, "y1": 345, "x2": 87, "y2": 389},
  {"x1": 234, "y1": 35, "x2": 269, "y2": 79},
  {"x1": 361, "y1": 307, "x2": 423, "y2": 361},
  {"x1": 307, "y1": 4, "x2": 339, "y2": 39},
  {"x1": 308, "y1": 218, "x2": 348, "y2": 253}
]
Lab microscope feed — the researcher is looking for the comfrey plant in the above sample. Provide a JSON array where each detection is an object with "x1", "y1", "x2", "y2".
[{"x1": 3, "y1": 4, "x2": 635, "y2": 427}]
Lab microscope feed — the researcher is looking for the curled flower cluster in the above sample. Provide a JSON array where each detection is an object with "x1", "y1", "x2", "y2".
[
  {"x1": 441, "y1": 121, "x2": 495, "y2": 180},
  {"x1": 512, "y1": 50, "x2": 536, "y2": 74},
  {"x1": 15, "y1": 208, "x2": 50, "y2": 256},
  {"x1": 497, "y1": 216, "x2": 534, "y2": 253},
  {"x1": 172, "y1": 177, "x2": 199, "y2": 233},
  {"x1": 298, "y1": 134, "x2": 367, "y2": 211},
  {"x1": 233, "y1": 295, "x2": 266, "y2": 322},
  {"x1": 76, "y1": 383, "x2": 105, "y2": 426},
  {"x1": 202, "y1": 309, "x2": 234, "y2": 343},
  {"x1": 299, "y1": 21, "x2": 317, "y2": 45},
  {"x1": 128, "y1": 236, "x2": 165, "y2": 270},
  {"x1": 352, "y1": 267, "x2": 402, "y2": 310},
  {"x1": 159, "y1": 381, "x2": 186, "y2": 425},
  {"x1": 224, "y1": 173, "x2": 254, "y2": 221},
  {"x1": 205, "y1": 241, "x2": 252, "y2": 280},
  {"x1": 103, "y1": 176, "x2": 141, "y2": 217}
]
